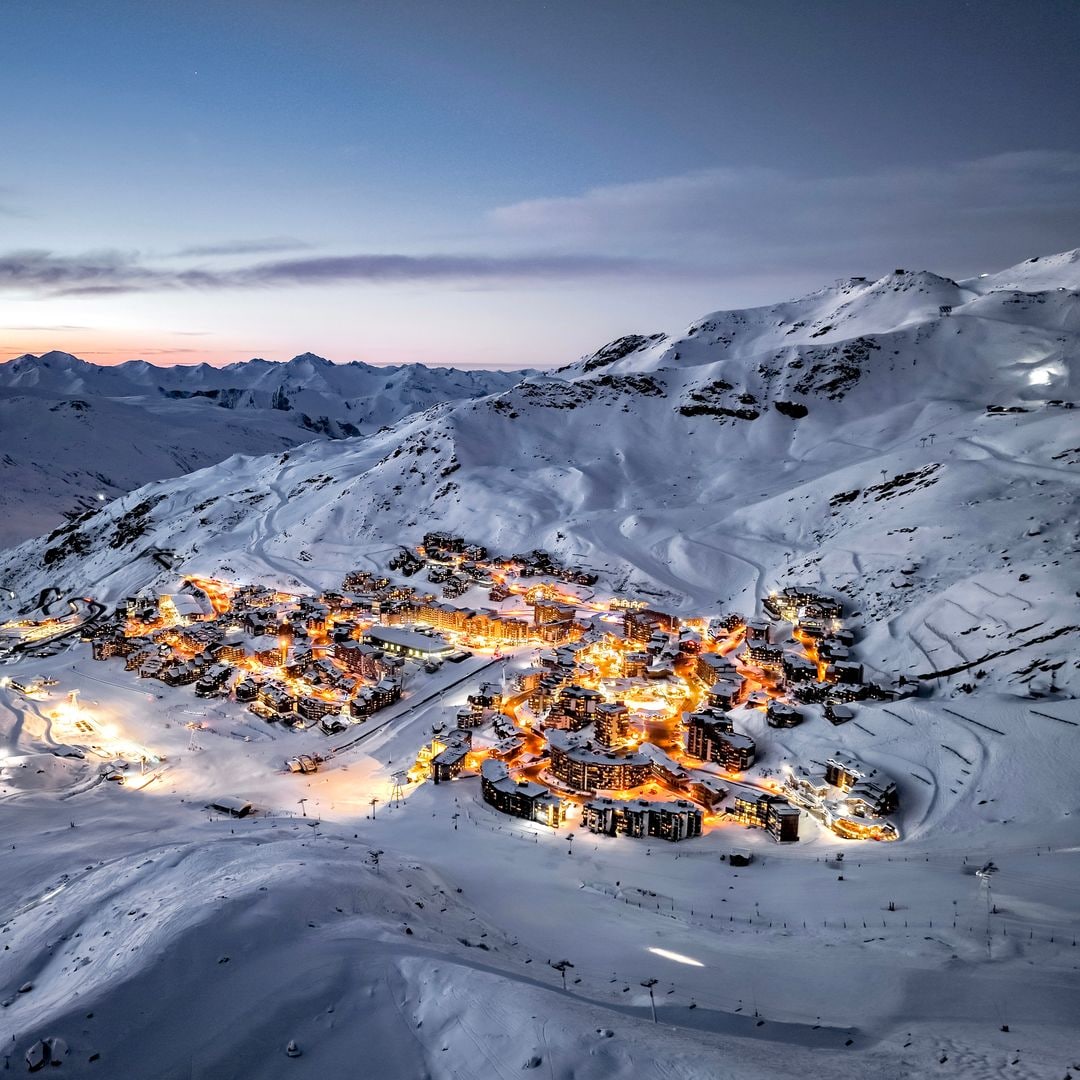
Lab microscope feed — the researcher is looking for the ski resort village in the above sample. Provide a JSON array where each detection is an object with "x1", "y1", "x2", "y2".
[{"x1": 3, "y1": 532, "x2": 907, "y2": 849}]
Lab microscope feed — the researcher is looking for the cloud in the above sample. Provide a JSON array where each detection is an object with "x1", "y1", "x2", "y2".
[
  {"x1": 170, "y1": 238, "x2": 315, "y2": 257},
  {"x1": 2, "y1": 324, "x2": 93, "y2": 332},
  {"x1": 0, "y1": 248, "x2": 664, "y2": 297},
  {"x1": 490, "y1": 151, "x2": 1080, "y2": 276}
]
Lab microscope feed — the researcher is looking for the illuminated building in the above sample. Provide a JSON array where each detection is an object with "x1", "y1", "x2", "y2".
[
  {"x1": 593, "y1": 701, "x2": 630, "y2": 748},
  {"x1": 581, "y1": 797, "x2": 702, "y2": 842},
  {"x1": 623, "y1": 608, "x2": 680, "y2": 644},
  {"x1": 696, "y1": 652, "x2": 737, "y2": 686},
  {"x1": 431, "y1": 740, "x2": 471, "y2": 783},
  {"x1": 349, "y1": 678, "x2": 401, "y2": 718},
  {"x1": 684, "y1": 711, "x2": 756, "y2": 771},
  {"x1": 547, "y1": 730, "x2": 652, "y2": 792},
  {"x1": 763, "y1": 587, "x2": 843, "y2": 622},
  {"x1": 480, "y1": 759, "x2": 564, "y2": 827},
  {"x1": 824, "y1": 752, "x2": 898, "y2": 814},
  {"x1": 234, "y1": 677, "x2": 260, "y2": 702},
  {"x1": 824, "y1": 702, "x2": 855, "y2": 725},
  {"x1": 782, "y1": 654, "x2": 816, "y2": 683},
  {"x1": 707, "y1": 678, "x2": 745, "y2": 711},
  {"x1": 212, "y1": 631, "x2": 246, "y2": 663},
  {"x1": 765, "y1": 701, "x2": 802, "y2": 728},
  {"x1": 742, "y1": 640, "x2": 784, "y2": 672},
  {"x1": 731, "y1": 793, "x2": 800, "y2": 842},
  {"x1": 744, "y1": 618, "x2": 770, "y2": 643},
  {"x1": 532, "y1": 599, "x2": 578, "y2": 643},
  {"x1": 825, "y1": 660, "x2": 864, "y2": 685},
  {"x1": 708, "y1": 612, "x2": 744, "y2": 639},
  {"x1": 548, "y1": 684, "x2": 603, "y2": 731},
  {"x1": 256, "y1": 682, "x2": 296, "y2": 717},
  {"x1": 362, "y1": 625, "x2": 453, "y2": 659},
  {"x1": 194, "y1": 663, "x2": 232, "y2": 697},
  {"x1": 297, "y1": 696, "x2": 341, "y2": 723}
]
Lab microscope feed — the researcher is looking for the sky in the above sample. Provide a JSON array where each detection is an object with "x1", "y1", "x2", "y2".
[{"x1": 1, "y1": 0, "x2": 1079, "y2": 369}]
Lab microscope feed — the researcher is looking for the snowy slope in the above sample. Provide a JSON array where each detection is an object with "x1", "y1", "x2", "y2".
[
  {"x1": 0, "y1": 352, "x2": 531, "y2": 548},
  {"x1": 2, "y1": 251, "x2": 1078, "y2": 699}
]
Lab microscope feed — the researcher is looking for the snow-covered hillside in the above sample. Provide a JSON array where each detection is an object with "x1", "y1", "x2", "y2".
[
  {"x1": 0, "y1": 352, "x2": 530, "y2": 548},
  {"x1": 5, "y1": 250, "x2": 1076, "y2": 698}
]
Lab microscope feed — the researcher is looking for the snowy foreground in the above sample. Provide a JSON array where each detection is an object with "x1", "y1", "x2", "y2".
[{"x1": 2, "y1": 639, "x2": 1078, "y2": 1079}]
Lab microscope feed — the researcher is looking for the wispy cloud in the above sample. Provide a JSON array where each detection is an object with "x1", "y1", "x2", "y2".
[
  {"x1": 170, "y1": 237, "x2": 315, "y2": 257},
  {"x1": 490, "y1": 150, "x2": 1080, "y2": 275},
  {"x1": 0, "y1": 249, "x2": 665, "y2": 297},
  {"x1": 2, "y1": 323, "x2": 93, "y2": 332}
]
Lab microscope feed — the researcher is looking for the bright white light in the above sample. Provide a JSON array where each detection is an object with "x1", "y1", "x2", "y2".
[
  {"x1": 647, "y1": 947, "x2": 705, "y2": 967},
  {"x1": 1028, "y1": 367, "x2": 1055, "y2": 386},
  {"x1": 96, "y1": 493, "x2": 106, "y2": 502}
]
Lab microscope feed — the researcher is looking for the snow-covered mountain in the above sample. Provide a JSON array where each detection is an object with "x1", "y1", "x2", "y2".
[
  {"x1": 4, "y1": 250, "x2": 1078, "y2": 695},
  {"x1": 0, "y1": 352, "x2": 531, "y2": 547}
]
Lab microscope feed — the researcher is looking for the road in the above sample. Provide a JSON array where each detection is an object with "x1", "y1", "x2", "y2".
[{"x1": 326, "y1": 654, "x2": 505, "y2": 759}]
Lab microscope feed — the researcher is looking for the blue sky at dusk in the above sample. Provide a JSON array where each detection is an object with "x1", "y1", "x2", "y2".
[{"x1": 2, "y1": 0, "x2": 1078, "y2": 367}]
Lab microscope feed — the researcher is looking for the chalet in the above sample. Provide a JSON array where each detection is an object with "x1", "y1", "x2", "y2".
[
  {"x1": 793, "y1": 680, "x2": 833, "y2": 704},
  {"x1": 708, "y1": 612, "x2": 745, "y2": 639},
  {"x1": 211, "y1": 631, "x2": 246, "y2": 663},
  {"x1": 161, "y1": 591, "x2": 214, "y2": 626},
  {"x1": 683, "y1": 775, "x2": 728, "y2": 808},
  {"x1": 824, "y1": 702, "x2": 855, "y2": 725},
  {"x1": 243, "y1": 610, "x2": 276, "y2": 637},
  {"x1": 257, "y1": 683, "x2": 296, "y2": 717},
  {"x1": 782, "y1": 653, "x2": 817, "y2": 683},
  {"x1": 467, "y1": 682, "x2": 503, "y2": 714},
  {"x1": 92, "y1": 638, "x2": 124, "y2": 661},
  {"x1": 194, "y1": 663, "x2": 232, "y2": 698},
  {"x1": 818, "y1": 638, "x2": 850, "y2": 662},
  {"x1": 765, "y1": 701, "x2": 802, "y2": 728},
  {"x1": 349, "y1": 678, "x2": 400, "y2": 719},
  {"x1": 480, "y1": 759, "x2": 564, "y2": 827},
  {"x1": 581, "y1": 797, "x2": 702, "y2": 842},
  {"x1": 490, "y1": 733, "x2": 525, "y2": 760},
  {"x1": 234, "y1": 677, "x2": 260, "y2": 703},
  {"x1": 623, "y1": 652, "x2": 649, "y2": 679},
  {"x1": 764, "y1": 587, "x2": 842, "y2": 622},
  {"x1": 826, "y1": 681, "x2": 868, "y2": 704},
  {"x1": 744, "y1": 619, "x2": 770, "y2": 643}
]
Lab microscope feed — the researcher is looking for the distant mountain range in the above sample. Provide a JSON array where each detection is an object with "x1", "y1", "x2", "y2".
[
  {"x1": 0, "y1": 352, "x2": 532, "y2": 547},
  {"x1": 3, "y1": 249, "x2": 1077, "y2": 695}
]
